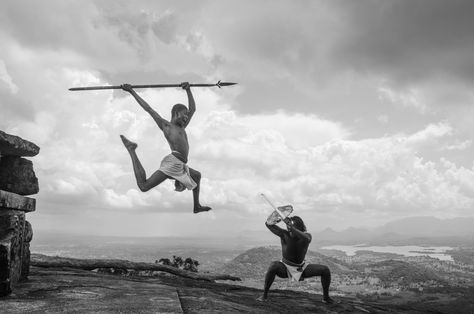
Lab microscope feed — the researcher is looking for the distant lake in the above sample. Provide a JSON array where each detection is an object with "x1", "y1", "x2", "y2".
[{"x1": 321, "y1": 245, "x2": 454, "y2": 261}]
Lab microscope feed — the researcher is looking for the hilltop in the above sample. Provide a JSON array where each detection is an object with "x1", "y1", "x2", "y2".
[
  {"x1": 219, "y1": 246, "x2": 474, "y2": 313},
  {"x1": 0, "y1": 265, "x2": 449, "y2": 313},
  {"x1": 2, "y1": 246, "x2": 474, "y2": 313},
  {"x1": 219, "y1": 245, "x2": 352, "y2": 279}
]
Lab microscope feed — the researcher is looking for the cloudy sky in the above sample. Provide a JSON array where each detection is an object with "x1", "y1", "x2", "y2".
[{"x1": 1, "y1": 0, "x2": 473, "y2": 238}]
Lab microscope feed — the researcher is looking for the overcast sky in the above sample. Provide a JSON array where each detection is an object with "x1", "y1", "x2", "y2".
[{"x1": 1, "y1": 0, "x2": 473, "y2": 237}]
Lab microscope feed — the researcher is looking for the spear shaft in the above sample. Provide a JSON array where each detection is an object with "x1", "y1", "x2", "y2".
[{"x1": 69, "y1": 81, "x2": 236, "y2": 91}]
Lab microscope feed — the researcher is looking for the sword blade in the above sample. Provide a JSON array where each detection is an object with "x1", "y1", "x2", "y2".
[{"x1": 260, "y1": 193, "x2": 287, "y2": 220}]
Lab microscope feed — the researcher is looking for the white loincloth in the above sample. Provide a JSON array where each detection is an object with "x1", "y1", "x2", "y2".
[
  {"x1": 281, "y1": 259, "x2": 307, "y2": 282},
  {"x1": 159, "y1": 154, "x2": 197, "y2": 190}
]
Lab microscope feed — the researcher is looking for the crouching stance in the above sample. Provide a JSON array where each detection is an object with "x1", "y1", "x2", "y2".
[
  {"x1": 257, "y1": 215, "x2": 334, "y2": 304},
  {"x1": 120, "y1": 82, "x2": 211, "y2": 214}
]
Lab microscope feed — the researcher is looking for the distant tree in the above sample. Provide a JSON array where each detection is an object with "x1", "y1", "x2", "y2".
[
  {"x1": 183, "y1": 257, "x2": 199, "y2": 272},
  {"x1": 157, "y1": 258, "x2": 171, "y2": 266},
  {"x1": 156, "y1": 256, "x2": 199, "y2": 272},
  {"x1": 172, "y1": 255, "x2": 184, "y2": 268}
]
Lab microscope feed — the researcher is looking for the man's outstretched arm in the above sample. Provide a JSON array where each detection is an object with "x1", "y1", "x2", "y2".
[
  {"x1": 181, "y1": 82, "x2": 195, "y2": 128},
  {"x1": 121, "y1": 84, "x2": 167, "y2": 130}
]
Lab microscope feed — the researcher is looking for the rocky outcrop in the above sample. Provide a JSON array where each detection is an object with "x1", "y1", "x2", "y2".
[
  {"x1": 0, "y1": 130, "x2": 39, "y2": 296},
  {"x1": 0, "y1": 130, "x2": 39, "y2": 157},
  {"x1": 4, "y1": 265, "x2": 468, "y2": 313},
  {"x1": 0, "y1": 157, "x2": 39, "y2": 195}
]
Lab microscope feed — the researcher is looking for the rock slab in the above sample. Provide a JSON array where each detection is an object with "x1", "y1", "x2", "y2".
[
  {"x1": 0, "y1": 130, "x2": 38, "y2": 297},
  {"x1": 0, "y1": 190, "x2": 35, "y2": 212},
  {"x1": 0, "y1": 268, "x2": 183, "y2": 313},
  {"x1": 1, "y1": 265, "x2": 447, "y2": 313},
  {"x1": 0, "y1": 191, "x2": 35, "y2": 296},
  {"x1": 0, "y1": 130, "x2": 39, "y2": 157},
  {"x1": 0, "y1": 157, "x2": 39, "y2": 195}
]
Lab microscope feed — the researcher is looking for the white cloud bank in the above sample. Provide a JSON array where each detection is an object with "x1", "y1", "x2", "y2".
[{"x1": 1, "y1": 0, "x2": 473, "y2": 236}]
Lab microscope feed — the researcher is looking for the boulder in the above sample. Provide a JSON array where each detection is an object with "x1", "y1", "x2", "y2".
[
  {"x1": 0, "y1": 210, "x2": 26, "y2": 296},
  {"x1": 20, "y1": 221, "x2": 33, "y2": 281},
  {"x1": 0, "y1": 190, "x2": 36, "y2": 212},
  {"x1": 0, "y1": 130, "x2": 38, "y2": 296},
  {"x1": 0, "y1": 156, "x2": 39, "y2": 195},
  {"x1": 0, "y1": 130, "x2": 39, "y2": 157},
  {"x1": 0, "y1": 191, "x2": 35, "y2": 296}
]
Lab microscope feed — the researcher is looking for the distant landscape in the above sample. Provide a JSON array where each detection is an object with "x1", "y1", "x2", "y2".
[
  {"x1": 32, "y1": 216, "x2": 474, "y2": 269},
  {"x1": 31, "y1": 216, "x2": 474, "y2": 312}
]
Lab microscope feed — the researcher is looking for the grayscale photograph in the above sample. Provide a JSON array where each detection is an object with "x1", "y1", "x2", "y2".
[{"x1": 1, "y1": 1, "x2": 473, "y2": 313}]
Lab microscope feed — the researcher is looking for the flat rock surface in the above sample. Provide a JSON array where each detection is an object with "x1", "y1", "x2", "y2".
[
  {"x1": 0, "y1": 266, "x2": 439, "y2": 314},
  {"x1": 0, "y1": 190, "x2": 35, "y2": 212},
  {"x1": 0, "y1": 267, "x2": 183, "y2": 313},
  {"x1": 0, "y1": 156, "x2": 39, "y2": 195},
  {"x1": 0, "y1": 130, "x2": 39, "y2": 157}
]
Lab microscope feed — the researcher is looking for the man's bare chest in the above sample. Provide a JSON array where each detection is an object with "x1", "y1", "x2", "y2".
[
  {"x1": 164, "y1": 125, "x2": 188, "y2": 142},
  {"x1": 283, "y1": 236, "x2": 308, "y2": 248}
]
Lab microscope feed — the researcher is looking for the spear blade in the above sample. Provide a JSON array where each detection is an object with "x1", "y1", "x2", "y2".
[
  {"x1": 68, "y1": 81, "x2": 237, "y2": 91},
  {"x1": 216, "y1": 81, "x2": 238, "y2": 88}
]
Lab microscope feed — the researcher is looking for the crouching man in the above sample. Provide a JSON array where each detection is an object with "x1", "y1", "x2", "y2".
[{"x1": 257, "y1": 215, "x2": 334, "y2": 304}]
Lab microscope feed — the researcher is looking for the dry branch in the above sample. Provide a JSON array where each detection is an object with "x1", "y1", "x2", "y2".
[{"x1": 31, "y1": 254, "x2": 241, "y2": 282}]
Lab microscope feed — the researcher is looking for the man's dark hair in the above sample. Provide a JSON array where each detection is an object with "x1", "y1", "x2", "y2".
[
  {"x1": 290, "y1": 216, "x2": 306, "y2": 232},
  {"x1": 172, "y1": 103, "x2": 188, "y2": 117}
]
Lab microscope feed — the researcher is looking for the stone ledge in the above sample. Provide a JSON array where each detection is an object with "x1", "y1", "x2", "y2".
[
  {"x1": 0, "y1": 230, "x2": 20, "y2": 297},
  {"x1": 0, "y1": 130, "x2": 39, "y2": 157},
  {"x1": 0, "y1": 157, "x2": 39, "y2": 196},
  {"x1": 0, "y1": 239, "x2": 13, "y2": 296},
  {"x1": 0, "y1": 267, "x2": 184, "y2": 312},
  {"x1": 0, "y1": 190, "x2": 35, "y2": 212}
]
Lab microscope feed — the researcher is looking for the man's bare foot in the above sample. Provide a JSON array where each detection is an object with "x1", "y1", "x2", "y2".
[
  {"x1": 193, "y1": 205, "x2": 212, "y2": 214},
  {"x1": 120, "y1": 135, "x2": 137, "y2": 150},
  {"x1": 322, "y1": 296, "x2": 335, "y2": 304},
  {"x1": 256, "y1": 296, "x2": 268, "y2": 302}
]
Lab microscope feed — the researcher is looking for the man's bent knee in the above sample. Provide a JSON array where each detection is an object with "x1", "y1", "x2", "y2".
[
  {"x1": 138, "y1": 180, "x2": 159, "y2": 192},
  {"x1": 269, "y1": 261, "x2": 282, "y2": 270},
  {"x1": 138, "y1": 183, "x2": 151, "y2": 192},
  {"x1": 138, "y1": 171, "x2": 169, "y2": 192},
  {"x1": 191, "y1": 170, "x2": 201, "y2": 181},
  {"x1": 321, "y1": 265, "x2": 330, "y2": 276}
]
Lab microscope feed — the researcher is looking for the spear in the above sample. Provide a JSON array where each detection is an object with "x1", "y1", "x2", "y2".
[{"x1": 69, "y1": 80, "x2": 237, "y2": 91}]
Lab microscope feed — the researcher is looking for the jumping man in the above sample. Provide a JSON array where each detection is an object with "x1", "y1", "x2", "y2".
[
  {"x1": 257, "y1": 215, "x2": 334, "y2": 304},
  {"x1": 120, "y1": 82, "x2": 211, "y2": 214}
]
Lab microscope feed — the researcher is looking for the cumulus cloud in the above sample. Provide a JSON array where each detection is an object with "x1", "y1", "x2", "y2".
[
  {"x1": 0, "y1": 60, "x2": 18, "y2": 93},
  {"x1": 406, "y1": 122, "x2": 452, "y2": 147},
  {"x1": 378, "y1": 86, "x2": 428, "y2": 113},
  {"x1": 443, "y1": 140, "x2": 472, "y2": 151},
  {"x1": 190, "y1": 117, "x2": 474, "y2": 220},
  {"x1": 2, "y1": 0, "x2": 474, "y2": 236}
]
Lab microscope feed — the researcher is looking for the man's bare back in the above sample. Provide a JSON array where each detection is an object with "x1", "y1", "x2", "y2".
[{"x1": 119, "y1": 82, "x2": 211, "y2": 213}]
